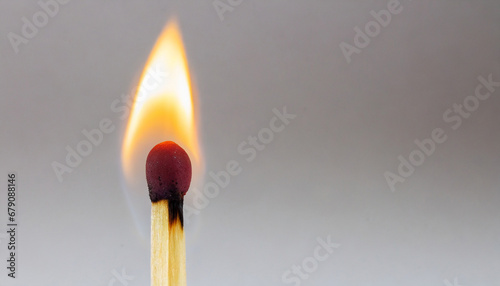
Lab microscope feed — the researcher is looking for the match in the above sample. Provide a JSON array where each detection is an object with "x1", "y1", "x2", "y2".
[{"x1": 146, "y1": 141, "x2": 192, "y2": 286}]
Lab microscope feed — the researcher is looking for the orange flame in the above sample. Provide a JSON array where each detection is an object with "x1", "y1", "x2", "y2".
[{"x1": 122, "y1": 19, "x2": 202, "y2": 189}]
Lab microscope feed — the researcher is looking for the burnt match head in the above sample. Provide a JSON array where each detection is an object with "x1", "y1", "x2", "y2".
[{"x1": 146, "y1": 141, "x2": 192, "y2": 202}]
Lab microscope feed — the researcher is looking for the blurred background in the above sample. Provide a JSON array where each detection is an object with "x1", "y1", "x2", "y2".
[{"x1": 1, "y1": 0, "x2": 499, "y2": 285}]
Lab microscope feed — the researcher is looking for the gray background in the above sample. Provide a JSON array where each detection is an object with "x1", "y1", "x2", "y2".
[{"x1": 1, "y1": 0, "x2": 500, "y2": 285}]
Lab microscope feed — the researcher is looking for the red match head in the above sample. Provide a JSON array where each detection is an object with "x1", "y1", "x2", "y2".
[{"x1": 146, "y1": 141, "x2": 192, "y2": 202}]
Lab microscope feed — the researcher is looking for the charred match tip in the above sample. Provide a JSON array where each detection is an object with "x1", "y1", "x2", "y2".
[{"x1": 146, "y1": 141, "x2": 192, "y2": 203}]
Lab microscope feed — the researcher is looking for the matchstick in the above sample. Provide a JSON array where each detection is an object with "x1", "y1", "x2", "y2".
[{"x1": 147, "y1": 141, "x2": 192, "y2": 286}]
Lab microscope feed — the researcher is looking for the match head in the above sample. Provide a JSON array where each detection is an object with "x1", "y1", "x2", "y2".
[{"x1": 146, "y1": 141, "x2": 192, "y2": 202}]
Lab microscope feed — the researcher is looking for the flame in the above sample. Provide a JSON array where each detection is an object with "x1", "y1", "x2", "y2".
[{"x1": 122, "y1": 19, "x2": 202, "y2": 189}]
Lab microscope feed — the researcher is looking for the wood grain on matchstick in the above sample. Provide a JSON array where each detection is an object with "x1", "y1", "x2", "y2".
[{"x1": 151, "y1": 201, "x2": 186, "y2": 286}]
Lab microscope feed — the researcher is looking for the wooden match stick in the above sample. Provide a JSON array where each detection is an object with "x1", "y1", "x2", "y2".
[{"x1": 147, "y1": 141, "x2": 192, "y2": 286}]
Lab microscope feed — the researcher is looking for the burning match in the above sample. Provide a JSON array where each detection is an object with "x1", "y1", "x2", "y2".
[
  {"x1": 146, "y1": 141, "x2": 192, "y2": 286},
  {"x1": 120, "y1": 18, "x2": 201, "y2": 285}
]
